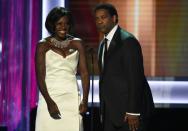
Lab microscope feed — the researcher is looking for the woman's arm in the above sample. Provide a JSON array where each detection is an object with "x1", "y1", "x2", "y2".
[
  {"x1": 35, "y1": 41, "x2": 61, "y2": 119},
  {"x1": 35, "y1": 42, "x2": 50, "y2": 103},
  {"x1": 73, "y1": 40, "x2": 90, "y2": 113}
]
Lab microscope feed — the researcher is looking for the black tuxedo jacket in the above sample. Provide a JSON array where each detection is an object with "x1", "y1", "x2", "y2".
[{"x1": 98, "y1": 26, "x2": 154, "y2": 127}]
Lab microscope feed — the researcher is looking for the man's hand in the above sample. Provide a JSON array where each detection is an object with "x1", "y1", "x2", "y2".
[{"x1": 124, "y1": 114, "x2": 140, "y2": 131}]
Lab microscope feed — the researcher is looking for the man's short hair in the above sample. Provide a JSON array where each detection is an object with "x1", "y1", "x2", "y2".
[{"x1": 94, "y1": 3, "x2": 118, "y2": 23}]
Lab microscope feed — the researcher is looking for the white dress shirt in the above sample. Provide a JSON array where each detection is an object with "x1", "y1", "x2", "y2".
[{"x1": 100, "y1": 24, "x2": 118, "y2": 66}]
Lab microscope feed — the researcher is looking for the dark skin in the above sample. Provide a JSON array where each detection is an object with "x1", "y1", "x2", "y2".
[
  {"x1": 95, "y1": 9, "x2": 139, "y2": 131},
  {"x1": 35, "y1": 16, "x2": 89, "y2": 119}
]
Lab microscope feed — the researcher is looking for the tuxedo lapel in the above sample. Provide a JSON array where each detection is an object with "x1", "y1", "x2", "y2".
[{"x1": 99, "y1": 26, "x2": 127, "y2": 75}]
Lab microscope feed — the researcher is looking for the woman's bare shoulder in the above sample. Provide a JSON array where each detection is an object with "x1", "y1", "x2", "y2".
[
  {"x1": 38, "y1": 36, "x2": 51, "y2": 44},
  {"x1": 72, "y1": 37, "x2": 82, "y2": 41},
  {"x1": 37, "y1": 37, "x2": 51, "y2": 51},
  {"x1": 70, "y1": 37, "x2": 84, "y2": 51}
]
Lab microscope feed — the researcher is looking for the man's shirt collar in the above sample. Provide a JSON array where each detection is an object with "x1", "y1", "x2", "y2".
[{"x1": 105, "y1": 24, "x2": 118, "y2": 41}]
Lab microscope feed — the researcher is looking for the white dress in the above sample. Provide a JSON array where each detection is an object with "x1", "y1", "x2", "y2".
[{"x1": 35, "y1": 50, "x2": 83, "y2": 131}]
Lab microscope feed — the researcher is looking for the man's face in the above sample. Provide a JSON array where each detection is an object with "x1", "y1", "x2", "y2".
[{"x1": 95, "y1": 9, "x2": 116, "y2": 34}]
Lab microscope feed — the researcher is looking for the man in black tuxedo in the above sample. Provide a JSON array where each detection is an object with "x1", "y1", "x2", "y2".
[{"x1": 94, "y1": 3, "x2": 154, "y2": 131}]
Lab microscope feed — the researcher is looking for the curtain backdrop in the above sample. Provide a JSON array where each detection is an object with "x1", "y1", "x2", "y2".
[{"x1": 0, "y1": 0, "x2": 41, "y2": 130}]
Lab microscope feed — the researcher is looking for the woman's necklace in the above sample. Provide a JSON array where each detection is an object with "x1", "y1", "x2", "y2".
[{"x1": 50, "y1": 37, "x2": 70, "y2": 49}]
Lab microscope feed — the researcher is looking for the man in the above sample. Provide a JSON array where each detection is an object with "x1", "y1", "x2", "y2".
[{"x1": 94, "y1": 3, "x2": 154, "y2": 131}]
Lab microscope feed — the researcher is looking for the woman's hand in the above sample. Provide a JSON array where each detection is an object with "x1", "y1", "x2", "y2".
[
  {"x1": 79, "y1": 100, "x2": 88, "y2": 115},
  {"x1": 47, "y1": 99, "x2": 61, "y2": 119}
]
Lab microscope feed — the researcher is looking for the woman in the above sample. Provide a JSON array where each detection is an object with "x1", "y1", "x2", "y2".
[{"x1": 35, "y1": 7, "x2": 89, "y2": 131}]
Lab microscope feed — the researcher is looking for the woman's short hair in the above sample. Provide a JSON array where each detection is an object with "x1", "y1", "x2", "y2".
[{"x1": 45, "y1": 7, "x2": 73, "y2": 35}]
